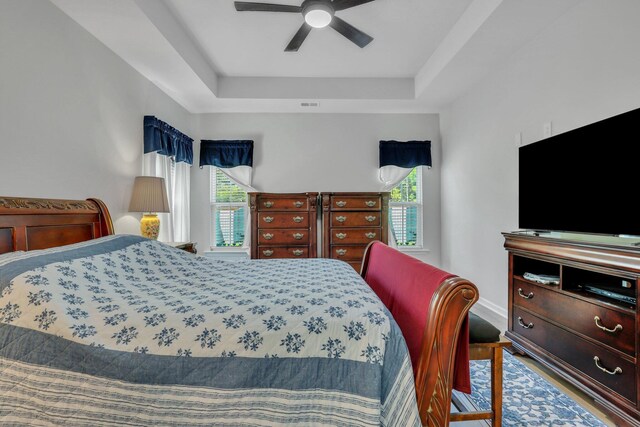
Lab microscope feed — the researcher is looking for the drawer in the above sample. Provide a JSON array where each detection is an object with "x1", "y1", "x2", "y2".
[
  {"x1": 332, "y1": 245, "x2": 367, "y2": 261},
  {"x1": 513, "y1": 307, "x2": 636, "y2": 403},
  {"x1": 258, "y1": 212, "x2": 309, "y2": 229},
  {"x1": 347, "y1": 261, "x2": 362, "y2": 272},
  {"x1": 513, "y1": 279, "x2": 635, "y2": 356},
  {"x1": 331, "y1": 212, "x2": 381, "y2": 227},
  {"x1": 330, "y1": 228, "x2": 380, "y2": 244},
  {"x1": 330, "y1": 196, "x2": 381, "y2": 211},
  {"x1": 257, "y1": 196, "x2": 308, "y2": 211},
  {"x1": 258, "y1": 247, "x2": 308, "y2": 259},
  {"x1": 257, "y1": 229, "x2": 309, "y2": 245}
]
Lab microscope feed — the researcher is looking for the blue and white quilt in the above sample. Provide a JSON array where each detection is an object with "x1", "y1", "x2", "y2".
[{"x1": 0, "y1": 235, "x2": 420, "y2": 426}]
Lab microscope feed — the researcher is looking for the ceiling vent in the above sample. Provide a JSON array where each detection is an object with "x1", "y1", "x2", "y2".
[{"x1": 300, "y1": 102, "x2": 320, "y2": 107}]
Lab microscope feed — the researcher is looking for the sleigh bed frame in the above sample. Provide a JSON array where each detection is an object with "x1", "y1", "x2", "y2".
[{"x1": 0, "y1": 196, "x2": 478, "y2": 426}]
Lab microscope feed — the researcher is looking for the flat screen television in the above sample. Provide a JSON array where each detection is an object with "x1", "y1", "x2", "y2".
[{"x1": 519, "y1": 107, "x2": 640, "y2": 236}]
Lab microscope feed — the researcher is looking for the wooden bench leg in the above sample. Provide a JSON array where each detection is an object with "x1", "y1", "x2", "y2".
[
  {"x1": 491, "y1": 347, "x2": 503, "y2": 427},
  {"x1": 451, "y1": 339, "x2": 509, "y2": 426}
]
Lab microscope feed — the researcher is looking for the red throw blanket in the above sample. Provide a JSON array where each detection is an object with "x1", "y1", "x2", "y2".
[{"x1": 363, "y1": 242, "x2": 471, "y2": 394}]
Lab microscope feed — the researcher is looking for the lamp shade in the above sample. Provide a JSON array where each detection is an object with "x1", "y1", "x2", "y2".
[{"x1": 128, "y1": 176, "x2": 170, "y2": 213}]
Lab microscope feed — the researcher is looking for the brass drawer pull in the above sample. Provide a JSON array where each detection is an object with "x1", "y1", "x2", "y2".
[
  {"x1": 263, "y1": 216, "x2": 274, "y2": 223},
  {"x1": 365, "y1": 232, "x2": 376, "y2": 239},
  {"x1": 518, "y1": 288, "x2": 534, "y2": 299},
  {"x1": 594, "y1": 316, "x2": 623, "y2": 333},
  {"x1": 336, "y1": 201, "x2": 347, "y2": 207},
  {"x1": 365, "y1": 200, "x2": 377, "y2": 207},
  {"x1": 336, "y1": 233, "x2": 347, "y2": 240},
  {"x1": 293, "y1": 201, "x2": 304, "y2": 208},
  {"x1": 593, "y1": 356, "x2": 622, "y2": 375},
  {"x1": 292, "y1": 233, "x2": 304, "y2": 240},
  {"x1": 263, "y1": 201, "x2": 274, "y2": 208},
  {"x1": 365, "y1": 215, "x2": 376, "y2": 222},
  {"x1": 292, "y1": 216, "x2": 304, "y2": 223},
  {"x1": 262, "y1": 233, "x2": 274, "y2": 240},
  {"x1": 292, "y1": 249, "x2": 304, "y2": 256},
  {"x1": 517, "y1": 316, "x2": 533, "y2": 329},
  {"x1": 262, "y1": 250, "x2": 274, "y2": 257},
  {"x1": 336, "y1": 216, "x2": 347, "y2": 223},
  {"x1": 336, "y1": 249, "x2": 347, "y2": 256}
]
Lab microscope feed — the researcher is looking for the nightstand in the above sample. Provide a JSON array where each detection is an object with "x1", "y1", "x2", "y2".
[{"x1": 166, "y1": 242, "x2": 197, "y2": 254}]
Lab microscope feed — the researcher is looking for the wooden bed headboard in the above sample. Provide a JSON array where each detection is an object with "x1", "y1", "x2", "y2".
[{"x1": 0, "y1": 197, "x2": 114, "y2": 254}]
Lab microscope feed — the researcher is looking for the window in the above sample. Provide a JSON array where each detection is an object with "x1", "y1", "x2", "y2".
[
  {"x1": 389, "y1": 168, "x2": 422, "y2": 247},
  {"x1": 210, "y1": 169, "x2": 247, "y2": 248}
]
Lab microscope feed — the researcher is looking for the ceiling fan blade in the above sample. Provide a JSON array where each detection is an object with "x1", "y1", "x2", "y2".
[
  {"x1": 329, "y1": 16, "x2": 373, "y2": 48},
  {"x1": 331, "y1": 0, "x2": 375, "y2": 11},
  {"x1": 234, "y1": 2, "x2": 302, "y2": 13},
  {"x1": 285, "y1": 23, "x2": 312, "y2": 52}
]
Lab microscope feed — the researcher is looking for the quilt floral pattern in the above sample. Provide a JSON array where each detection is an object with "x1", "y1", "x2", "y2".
[{"x1": 0, "y1": 238, "x2": 390, "y2": 363}]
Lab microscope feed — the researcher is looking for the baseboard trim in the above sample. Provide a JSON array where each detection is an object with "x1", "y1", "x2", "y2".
[{"x1": 470, "y1": 297, "x2": 508, "y2": 333}]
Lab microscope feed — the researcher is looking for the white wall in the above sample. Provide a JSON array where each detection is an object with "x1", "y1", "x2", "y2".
[
  {"x1": 192, "y1": 113, "x2": 442, "y2": 264},
  {"x1": 440, "y1": 0, "x2": 640, "y2": 328},
  {"x1": 0, "y1": 0, "x2": 193, "y2": 234}
]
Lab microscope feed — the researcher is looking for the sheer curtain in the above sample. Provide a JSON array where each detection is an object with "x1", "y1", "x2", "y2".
[
  {"x1": 378, "y1": 140, "x2": 432, "y2": 247},
  {"x1": 200, "y1": 140, "x2": 256, "y2": 249},
  {"x1": 143, "y1": 116, "x2": 193, "y2": 242}
]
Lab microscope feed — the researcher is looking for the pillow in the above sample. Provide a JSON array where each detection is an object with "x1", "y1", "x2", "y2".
[{"x1": 0, "y1": 250, "x2": 25, "y2": 265}]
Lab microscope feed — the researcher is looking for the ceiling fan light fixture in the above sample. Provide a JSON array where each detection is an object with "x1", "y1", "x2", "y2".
[{"x1": 303, "y1": 3, "x2": 333, "y2": 28}]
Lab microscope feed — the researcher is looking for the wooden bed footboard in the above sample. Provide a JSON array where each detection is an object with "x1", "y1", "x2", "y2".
[
  {"x1": 361, "y1": 242, "x2": 479, "y2": 426},
  {"x1": 0, "y1": 196, "x2": 114, "y2": 253},
  {"x1": 415, "y1": 276, "x2": 478, "y2": 426}
]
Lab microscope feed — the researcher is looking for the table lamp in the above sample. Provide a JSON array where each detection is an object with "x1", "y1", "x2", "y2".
[{"x1": 128, "y1": 176, "x2": 170, "y2": 240}]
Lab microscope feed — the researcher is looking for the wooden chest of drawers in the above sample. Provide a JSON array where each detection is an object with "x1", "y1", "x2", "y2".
[
  {"x1": 322, "y1": 193, "x2": 389, "y2": 271},
  {"x1": 504, "y1": 232, "x2": 640, "y2": 425},
  {"x1": 249, "y1": 193, "x2": 317, "y2": 259}
]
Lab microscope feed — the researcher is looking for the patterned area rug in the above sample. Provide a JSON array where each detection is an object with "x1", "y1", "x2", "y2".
[{"x1": 467, "y1": 350, "x2": 606, "y2": 426}]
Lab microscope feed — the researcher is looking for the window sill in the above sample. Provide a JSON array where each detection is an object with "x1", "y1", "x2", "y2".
[
  {"x1": 203, "y1": 249, "x2": 250, "y2": 261},
  {"x1": 397, "y1": 246, "x2": 430, "y2": 255}
]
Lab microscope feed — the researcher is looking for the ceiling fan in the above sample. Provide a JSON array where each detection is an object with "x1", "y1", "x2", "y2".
[{"x1": 234, "y1": 0, "x2": 375, "y2": 52}]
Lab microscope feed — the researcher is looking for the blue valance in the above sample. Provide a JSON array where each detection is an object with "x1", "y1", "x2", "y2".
[
  {"x1": 144, "y1": 116, "x2": 193, "y2": 165},
  {"x1": 200, "y1": 140, "x2": 254, "y2": 168},
  {"x1": 379, "y1": 140, "x2": 432, "y2": 168}
]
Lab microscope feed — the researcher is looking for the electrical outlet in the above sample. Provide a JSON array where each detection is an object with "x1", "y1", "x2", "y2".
[{"x1": 543, "y1": 122, "x2": 552, "y2": 138}]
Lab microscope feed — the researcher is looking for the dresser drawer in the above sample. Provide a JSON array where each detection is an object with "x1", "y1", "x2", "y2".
[
  {"x1": 331, "y1": 245, "x2": 367, "y2": 261},
  {"x1": 513, "y1": 279, "x2": 635, "y2": 356},
  {"x1": 331, "y1": 228, "x2": 380, "y2": 244},
  {"x1": 257, "y1": 212, "x2": 309, "y2": 228},
  {"x1": 258, "y1": 247, "x2": 308, "y2": 259},
  {"x1": 347, "y1": 261, "x2": 362, "y2": 272},
  {"x1": 513, "y1": 307, "x2": 636, "y2": 403},
  {"x1": 331, "y1": 212, "x2": 381, "y2": 227},
  {"x1": 257, "y1": 196, "x2": 309, "y2": 211},
  {"x1": 257, "y1": 229, "x2": 309, "y2": 245},
  {"x1": 330, "y1": 196, "x2": 381, "y2": 211}
]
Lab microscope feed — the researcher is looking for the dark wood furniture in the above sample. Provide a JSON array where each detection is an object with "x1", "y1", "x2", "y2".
[
  {"x1": 167, "y1": 242, "x2": 197, "y2": 254},
  {"x1": 504, "y1": 232, "x2": 640, "y2": 426},
  {"x1": 361, "y1": 241, "x2": 478, "y2": 426},
  {"x1": 322, "y1": 192, "x2": 389, "y2": 271},
  {"x1": 0, "y1": 197, "x2": 113, "y2": 253},
  {"x1": 249, "y1": 192, "x2": 318, "y2": 259},
  {"x1": 451, "y1": 336, "x2": 511, "y2": 426}
]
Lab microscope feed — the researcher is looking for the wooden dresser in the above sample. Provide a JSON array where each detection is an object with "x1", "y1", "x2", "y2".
[
  {"x1": 322, "y1": 192, "x2": 389, "y2": 271},
  {"x1": 504, "y1": 232, "x2": 640, "y2": 425},
  {"x1": 249, "y1": 193, "x2": 318, "y2": 259}
]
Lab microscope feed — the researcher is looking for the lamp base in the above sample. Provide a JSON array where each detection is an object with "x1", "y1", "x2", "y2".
[{"x1": 140, "y1": 213, "x2": 160, "y2": 240}]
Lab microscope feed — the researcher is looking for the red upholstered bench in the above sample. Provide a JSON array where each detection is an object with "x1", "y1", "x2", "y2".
[{"x1": 360, "y1": 241, "x2": 479, "y2": 426}]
